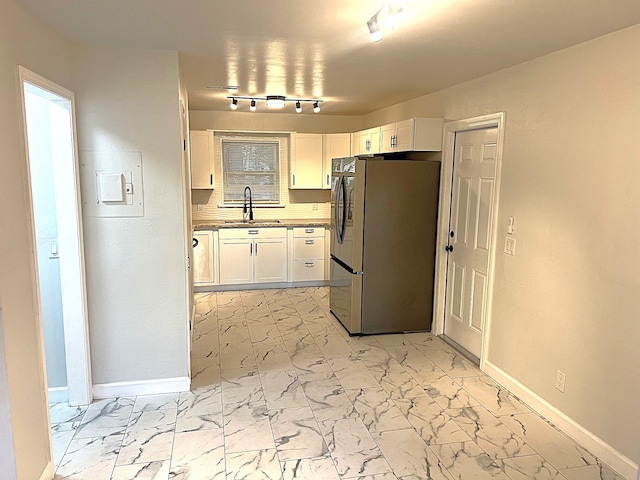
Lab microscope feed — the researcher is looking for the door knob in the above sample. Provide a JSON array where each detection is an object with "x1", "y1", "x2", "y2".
[{"x1": 445, "y1": 245, "x2": 453, "y2": 252}]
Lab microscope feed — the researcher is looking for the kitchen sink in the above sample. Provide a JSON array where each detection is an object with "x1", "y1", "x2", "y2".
[{"x1": 222, "y1": 219, "x2": 282, "y2": 225}]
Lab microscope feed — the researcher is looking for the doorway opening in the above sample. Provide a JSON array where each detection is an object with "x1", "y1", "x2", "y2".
[
  {"x1": 433, "y1": 113, "x2": 506, "y2": 368},
  {"x1": 19, "y1": 67, "x2": 92, "y2": 407}
]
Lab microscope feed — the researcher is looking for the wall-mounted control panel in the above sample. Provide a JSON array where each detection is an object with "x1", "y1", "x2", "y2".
[{"x1": 81, "y1": 151, "x2": 144, "y2": 217}]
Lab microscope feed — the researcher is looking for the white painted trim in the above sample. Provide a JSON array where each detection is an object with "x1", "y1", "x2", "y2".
[
  {"x1": 38, "y1": 461, "x2": 53, "y2": 480},
  {"x1": 432, "y1": 112, "x2": 506, "y2": 369},
  {"x1": 18, "y1": 66, "x2": 93, "y2": 407},
  {"x1": 92, "y1": 376, "x2": 191, "y2": 399},
  {"x1": 47, "y1": 387, "x2": 68, "y2": 404},
  {"x1": 484, "y1": 361, "x2": 638, "y2": 480}
]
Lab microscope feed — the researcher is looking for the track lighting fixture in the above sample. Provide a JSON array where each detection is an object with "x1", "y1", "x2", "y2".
[
  {"x1": 367, "y1": 16, "x2": 383, "y2": 42},
  {"x1": 225, "y1": 95, "x2": 323, "y2": 113},
  {"x1": 367, "y1": 2, "x2": 405, "y2": 43}
]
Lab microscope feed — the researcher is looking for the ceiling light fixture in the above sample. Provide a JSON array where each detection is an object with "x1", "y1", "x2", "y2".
[
  {"x1": 367, "y1": 2, "x2": 405, "y2": 42},
  {"x1": 226, "y1": 96, "x2": 323, "y2": 113},
  {"x1": 266, "y1": 95, "x2": 286, "y2": 109},
  {"x1": 367, "y1": 16, "x2": 383, "y2": 42}
]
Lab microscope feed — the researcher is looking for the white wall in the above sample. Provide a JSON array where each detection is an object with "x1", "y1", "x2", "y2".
[
  {"x1": 364, "y1": 25, "x2": 640, "y2": 468},
  {"x1": 72, "y1": 45, "x2": 190, "y2": 386},
  {"x1": 189, "y1": 110, "x2": 362, "y2": 134},
  {"x1": 0, "y1": 0, "x2": 74, "y2": 477}
]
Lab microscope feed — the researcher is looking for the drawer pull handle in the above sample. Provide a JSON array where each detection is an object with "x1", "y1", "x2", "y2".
[
  {"x1": 248, "y1": 229, "x2": 259, "y2": 235},
  {"x1": 304, "y1": 262, "x2": 315, "y2": 267},
  {"x1": 304, "y1": 228, "x2": 315, "y2": 234},
  {"x1": 305, "y1": 240, "x2": 315, "y2": 245}
]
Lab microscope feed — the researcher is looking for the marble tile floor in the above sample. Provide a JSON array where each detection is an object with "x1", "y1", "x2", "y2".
[{"x1": 50, "y1": 287, "x2": 626, "y2": 480}]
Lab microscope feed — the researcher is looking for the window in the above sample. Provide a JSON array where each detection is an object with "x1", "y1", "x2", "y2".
[{"x1": 222, "y1": 139, "x2": 280, "y2": 203}]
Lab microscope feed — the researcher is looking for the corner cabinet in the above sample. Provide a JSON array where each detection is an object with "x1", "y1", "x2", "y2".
[
  {"x1": 380, "y1": 118, "x2": 444, "y2": 153},
  {"x1": 190, "y1": 130, "x2": 214, "y2": 189},
  {"x1": 290, "y1": 133, "x2": 351, "y2": 190},
  {"x1": 289, "y1": 133, "x2": 324, "y2": 189},
  {"x1": 218, "y1": 227, "x2": 288, "y2": 285},
  {"x1": 322, "y1": 133, "x2": 351, "y2": 189}
]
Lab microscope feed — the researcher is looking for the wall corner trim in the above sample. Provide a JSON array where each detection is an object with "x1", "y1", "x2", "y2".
[
  {"x1": 484, "y1": 361, "x2": 638, "y2": 480},
  {"x1": 92, "y1": 376, "x2": 190, "y2": 399},
  {"x1": 38, "y1": 461, "x2": 54, "y2": 480}
]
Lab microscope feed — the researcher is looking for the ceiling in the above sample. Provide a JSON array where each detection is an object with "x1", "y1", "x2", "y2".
[{"x1": 13, "y1": 0, "x2": 640, "y2": 115}]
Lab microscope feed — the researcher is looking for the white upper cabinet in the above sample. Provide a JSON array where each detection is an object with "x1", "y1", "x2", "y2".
[
  {"x1": 190, "y1": 130, "x2": 214, "y2": 189},
  {"x1": 359, "y1": 127, "x2": 381, "y2": 155},
  {"x1": 290, "y1": 133, "x2": 324, "y2": 189},
  {"x1": 323, "y1": 133, "x2": 351, "y2": 189},
  {"x1": 380, "y1": 118, "x2": 445, "y2": 153}
]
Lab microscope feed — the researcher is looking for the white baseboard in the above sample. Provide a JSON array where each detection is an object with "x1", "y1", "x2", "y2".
[
  {"x1": 47, "y1": 387, "x2": 68, "y2": 404},
  {"x1": 38, "y1": 461, "x2": 53, "y2": 480},
  {"x1": 92, "y1": 376, "x2": 190, "y2": 399},
  {"x1": 484, "y1": 361, "x2": 638, "y2": 480}
]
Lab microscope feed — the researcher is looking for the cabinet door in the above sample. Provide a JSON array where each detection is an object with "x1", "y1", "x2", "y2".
[
  {"x1": 394, "y1": 119, "x2": 415, "y2": 152},
  {"x1": 193, "y1": 231, "x2": 214, "y2": 284},
  {"x1": 254, "y1": 238, "x2": 287, "y2": 283},
  {"x1": 290, "y1": 133, "x2": 323, "y2": 189},
  {"x1": 380, "y1": 123, "x2": 396, "y2": 153},
  {"x1": 219, "y1": 238, "x2": 253, "y2": 285},
  {"x1": 190, "y1": 130, "x2": 214, "y2": 189},
  {"x1": 359, "y1": 130, "x2": 371, "y2": 154},
  {"x1": 323, "y1": 133, "x2": 351, "y2": 189},
  {"x1": 351, "y1": 131, "x2": 361, "y2": 156},
  {"x1": 370, "y1": 128, "x2": 381, "y2": 154}
]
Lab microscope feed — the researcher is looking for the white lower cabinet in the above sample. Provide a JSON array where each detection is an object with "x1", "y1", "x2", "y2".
[
  {"x1": 193, "y1": 230, "x2": 216, "y2": 285},
  {"x1": 292, "y1": 227, "x2": 325, "y2": 282},
  {"x1": 218, "y1": 227, "x2": 287, "y2": 285}
]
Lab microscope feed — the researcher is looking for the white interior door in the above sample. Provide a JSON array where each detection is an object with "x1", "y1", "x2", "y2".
[{"x1": 444, "y1": 127, "x2": 498, "y2": 357}]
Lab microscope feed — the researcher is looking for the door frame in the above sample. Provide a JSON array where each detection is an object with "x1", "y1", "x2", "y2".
[
  {"x1": 18, "y1": 66, "x2": 92, "y2": 406},
  {"x1": 432, "y1": 112, "x2": 506, "y2": 369}
]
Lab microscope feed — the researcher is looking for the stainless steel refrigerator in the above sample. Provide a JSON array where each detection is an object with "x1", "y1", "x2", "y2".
[{"x1": 329, "y1": 154, "x2": 441, "y2": 335}]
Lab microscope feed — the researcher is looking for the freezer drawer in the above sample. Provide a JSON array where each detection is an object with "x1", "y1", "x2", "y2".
[{"x1": 329, "y1": 257, "x2": 362, "y2": 335}]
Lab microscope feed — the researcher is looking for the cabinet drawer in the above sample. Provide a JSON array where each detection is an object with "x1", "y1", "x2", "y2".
[
  {"x1": 219, "y1": 227, "x2": 287, "y2": 239},
  {"x1": 293, "y1": 237, "x2": 325, "y2": 259},
  {"x1": 293, "y1": 226, "x2": 324, "y2": 237},
  {"x1": 292, "y1": 260, "x2": 324, "y2": 282}
]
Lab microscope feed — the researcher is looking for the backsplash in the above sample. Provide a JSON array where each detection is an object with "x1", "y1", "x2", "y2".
[{"x1": 191, "y1": 132, "x2": 331, "y2": 221}]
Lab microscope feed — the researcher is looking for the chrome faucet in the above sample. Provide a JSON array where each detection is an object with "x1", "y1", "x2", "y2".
[{"x1": 243, "y1": 186, "x2": 254, "y2": 222}]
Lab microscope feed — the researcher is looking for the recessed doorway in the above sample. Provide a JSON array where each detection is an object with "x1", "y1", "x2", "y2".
[{"x1": 19, "y1": 67, "x2": 92, "y2": 407}]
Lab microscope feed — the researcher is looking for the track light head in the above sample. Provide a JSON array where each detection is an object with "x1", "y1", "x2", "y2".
[
  {"x1": 295, "y1": 101, "x2": 302, "y2": 113},
  {"x1": 250, "y1": 99, "x2": 256, "y2": 112},
  {"x1": 367, "y1": 16, "x2": 383, "y2": 42},
  {"x1": 230, "y1": 98, "x2": 238, "y2": 110},
  {"x1": 313, "y1": 102, "x2": 320, "y2": 113}
]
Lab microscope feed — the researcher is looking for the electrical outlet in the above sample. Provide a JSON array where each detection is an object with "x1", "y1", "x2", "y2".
[
  {"x1": 197, "y1": 204, "x2": 203, "y2": 211},
  {"x1": 555, "y1": 370, "x2": 566, "y2": 393},
  {"x1": 312, "y1": 203, "x2": 318, "y2": 211}
]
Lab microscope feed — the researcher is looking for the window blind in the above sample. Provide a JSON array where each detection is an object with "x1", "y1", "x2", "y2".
[{"x1": 222, "y1": 140, "x2": 280, "y2": 203}]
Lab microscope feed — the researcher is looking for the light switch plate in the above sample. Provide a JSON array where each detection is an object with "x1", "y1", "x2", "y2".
[{"x1": 504, "y1": 237, "x2": 516, "y2": 255}]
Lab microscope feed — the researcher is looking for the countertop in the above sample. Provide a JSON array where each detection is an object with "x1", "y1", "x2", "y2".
[{"x1": 193, "y1": 218, "x2": 331, "y2": 230}]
